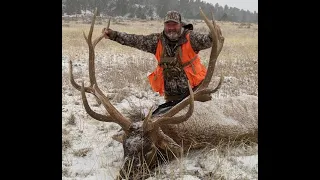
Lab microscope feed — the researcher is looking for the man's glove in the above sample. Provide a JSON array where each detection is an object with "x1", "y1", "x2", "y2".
[{"x1": 101, "y1": 28, "x2": 116, "y2": 39}]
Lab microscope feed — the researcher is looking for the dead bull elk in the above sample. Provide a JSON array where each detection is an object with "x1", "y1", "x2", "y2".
[{"x1": 69, "y1": 7, "x2": 257, "y2": 180}]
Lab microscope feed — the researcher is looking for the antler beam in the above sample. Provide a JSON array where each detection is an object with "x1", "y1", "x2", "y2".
[{"x1": 69, "y1": 8, "x2": 132, "y2": 132}]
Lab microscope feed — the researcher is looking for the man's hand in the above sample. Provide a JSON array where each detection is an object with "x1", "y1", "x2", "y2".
[{"x1": 102, "y1": 28, "x2": 113, "y2": 39}]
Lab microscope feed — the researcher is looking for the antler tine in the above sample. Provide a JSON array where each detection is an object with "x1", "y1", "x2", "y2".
[
  {"x1": 80, "y1": 81, "x2": 115, "y2": 122},
  {"x1": 143, "y1": 106, "x2": 154, "y2": 131},
  {"x1": 211, "y1": 8, "x2": 215, "y2": 23},
  {"x1": 87, "y1": 8, "x2": 97, "y2": 45},
  {"x1": 93, "y1": 84, "x2": 132, "y2": 131},
  {"x1": 69, "y1": 60, "x2": 93, "y2": 93},
  {"x1": 197, "y1": 7, "x2": 223, "y2": 90},
  {"x1": 159, "y1": 77, "x2": 223, "y2": 118},
  {"x1": 210, "y1": 7, "x2": 224, "y2": 55},
  {"x1": 93, "y1": 18, "x2": 111, "y2": 48},
  {"x1": 86, "y1": 7, "x2": 99, "y2": 88},
  {"x1": 70, "y1": 58, "x2": 102, "y2": 106},
  {"x1": 193, "y1": 76, "x2": 223, "y2": 102},
  {"x1": 147, "y1": 81, "x2": 194, "y2": 130},
  {"x1": 215, "y1": 19, "x2": 224, "y2": 57}
]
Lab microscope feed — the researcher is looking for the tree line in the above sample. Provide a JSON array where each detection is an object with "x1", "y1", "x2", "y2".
[{"x1": 62, "y1": 0, "x2": 258, "y2": 23}]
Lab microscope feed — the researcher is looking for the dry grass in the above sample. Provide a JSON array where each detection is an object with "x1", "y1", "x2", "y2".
[
  {"x1": 62, "y1": 137, "x2": 72, "y2": 151},
  {"x1": 62, "y1": 18, "x2": 257, "y2": 179},
  {"x1": 73, "y1": 147, "x2": 93, "y2": 157},
  {"x1": 65, "y1": 113, "x2": 76, "y2": 126},
  {"x1": 114, "y1": 139, "x2": 258, "y2": 179}
]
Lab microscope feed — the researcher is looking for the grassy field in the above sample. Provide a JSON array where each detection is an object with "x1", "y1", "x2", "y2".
[{"x1": 62, "y1": 17, "x2": 258, "y2": 179}]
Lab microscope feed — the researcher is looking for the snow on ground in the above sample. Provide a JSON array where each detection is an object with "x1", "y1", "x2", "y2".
[
  {"x1": 62, "y1": 57, "x2": 258, "y2": 179},
  {"x1": 62, "y1": 19, "x2": 258, "y2": 180}
]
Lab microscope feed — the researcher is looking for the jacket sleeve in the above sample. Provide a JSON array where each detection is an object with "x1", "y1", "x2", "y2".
[
  {"x1": 109, "y1": 31, "x2": 160, "y2": 54},
  {"x1": 188, "y1": 31, "x2": 213, "y2": 52}
]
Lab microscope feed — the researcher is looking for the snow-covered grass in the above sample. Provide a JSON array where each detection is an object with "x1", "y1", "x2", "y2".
[{"x1": 62, "y1": 19, "x2": 258, "y2": 179}]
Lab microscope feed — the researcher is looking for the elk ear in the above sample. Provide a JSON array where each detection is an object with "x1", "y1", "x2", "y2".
[{"x1": 112, "y1": 131, "x2": 125, "y2": 143}]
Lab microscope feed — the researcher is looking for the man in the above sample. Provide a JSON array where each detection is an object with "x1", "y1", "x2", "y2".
[{"x1": 102, "y1": 11, "x2": 221, "y2": 115}]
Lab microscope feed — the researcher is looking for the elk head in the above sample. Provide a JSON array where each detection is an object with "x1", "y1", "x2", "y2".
[{"x1": 69, "y1": 7, "x2": 224, "y2": 180}]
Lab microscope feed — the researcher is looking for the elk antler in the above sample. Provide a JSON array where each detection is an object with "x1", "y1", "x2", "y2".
[
  {"x1": 69, "y1": 8, "x2": 110, "y2": 95},
  {"x1": 93, "y1": 84, "x2": 132, "y2": 131},
  {"x1": 211, "y1": 8, "x2": 224, "y2": 57},
  {"x1": 144, "y1": 81, "x2": 195, "y2": 131},
  {"x1": 160, "y1": 78, "x2": 223, "y2": 118},
  {"x1": 197, "y1": 7, "x2": 224, "y2": 90},
  {"x1": 70, "y1": 8, "x2": 132, "y2": 132}
]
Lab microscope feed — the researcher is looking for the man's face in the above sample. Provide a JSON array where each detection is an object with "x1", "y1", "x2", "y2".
[{"x1": 164, "y1": 21, "x2": 182, "y2": 40}]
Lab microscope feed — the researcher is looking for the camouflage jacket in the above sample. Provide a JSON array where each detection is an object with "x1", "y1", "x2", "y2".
[
  {"x1": 108, "y1": 28, "x2": 213, "y2": 56},
  {"x1": 108, "y1": 27, "x2": 213, "y2": 101}
]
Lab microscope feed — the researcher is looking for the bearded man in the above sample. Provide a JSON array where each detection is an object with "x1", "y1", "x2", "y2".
[{"x1": 102, "y1": 10, "x2": 221, "y2": 115}]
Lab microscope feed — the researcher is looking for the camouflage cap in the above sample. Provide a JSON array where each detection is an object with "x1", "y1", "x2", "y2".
[{"x1": 164, "y1": 11, "x2": 181, "y2": 23}]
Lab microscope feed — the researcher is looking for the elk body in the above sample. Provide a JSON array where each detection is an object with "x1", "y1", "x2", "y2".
[
  {"x1": 160, "y1": 95, "x2": 257, "y2": 149},
  {"x1": 69, "y1": 8, "x2": 258, "y2": 180}
]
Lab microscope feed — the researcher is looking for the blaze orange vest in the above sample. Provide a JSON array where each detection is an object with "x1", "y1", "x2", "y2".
[{"x1": 148, "y1": 33, "x2": 207, "y2": 96}]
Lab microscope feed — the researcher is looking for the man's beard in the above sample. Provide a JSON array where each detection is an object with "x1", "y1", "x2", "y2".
[{"x1": 164, "y1": 28, "x2": 182, "y2": 41}]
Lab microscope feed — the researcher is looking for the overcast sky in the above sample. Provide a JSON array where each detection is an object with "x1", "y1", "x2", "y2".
[{"x1": 203, "y1": 0, "x2": 258, "y2": 13}]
